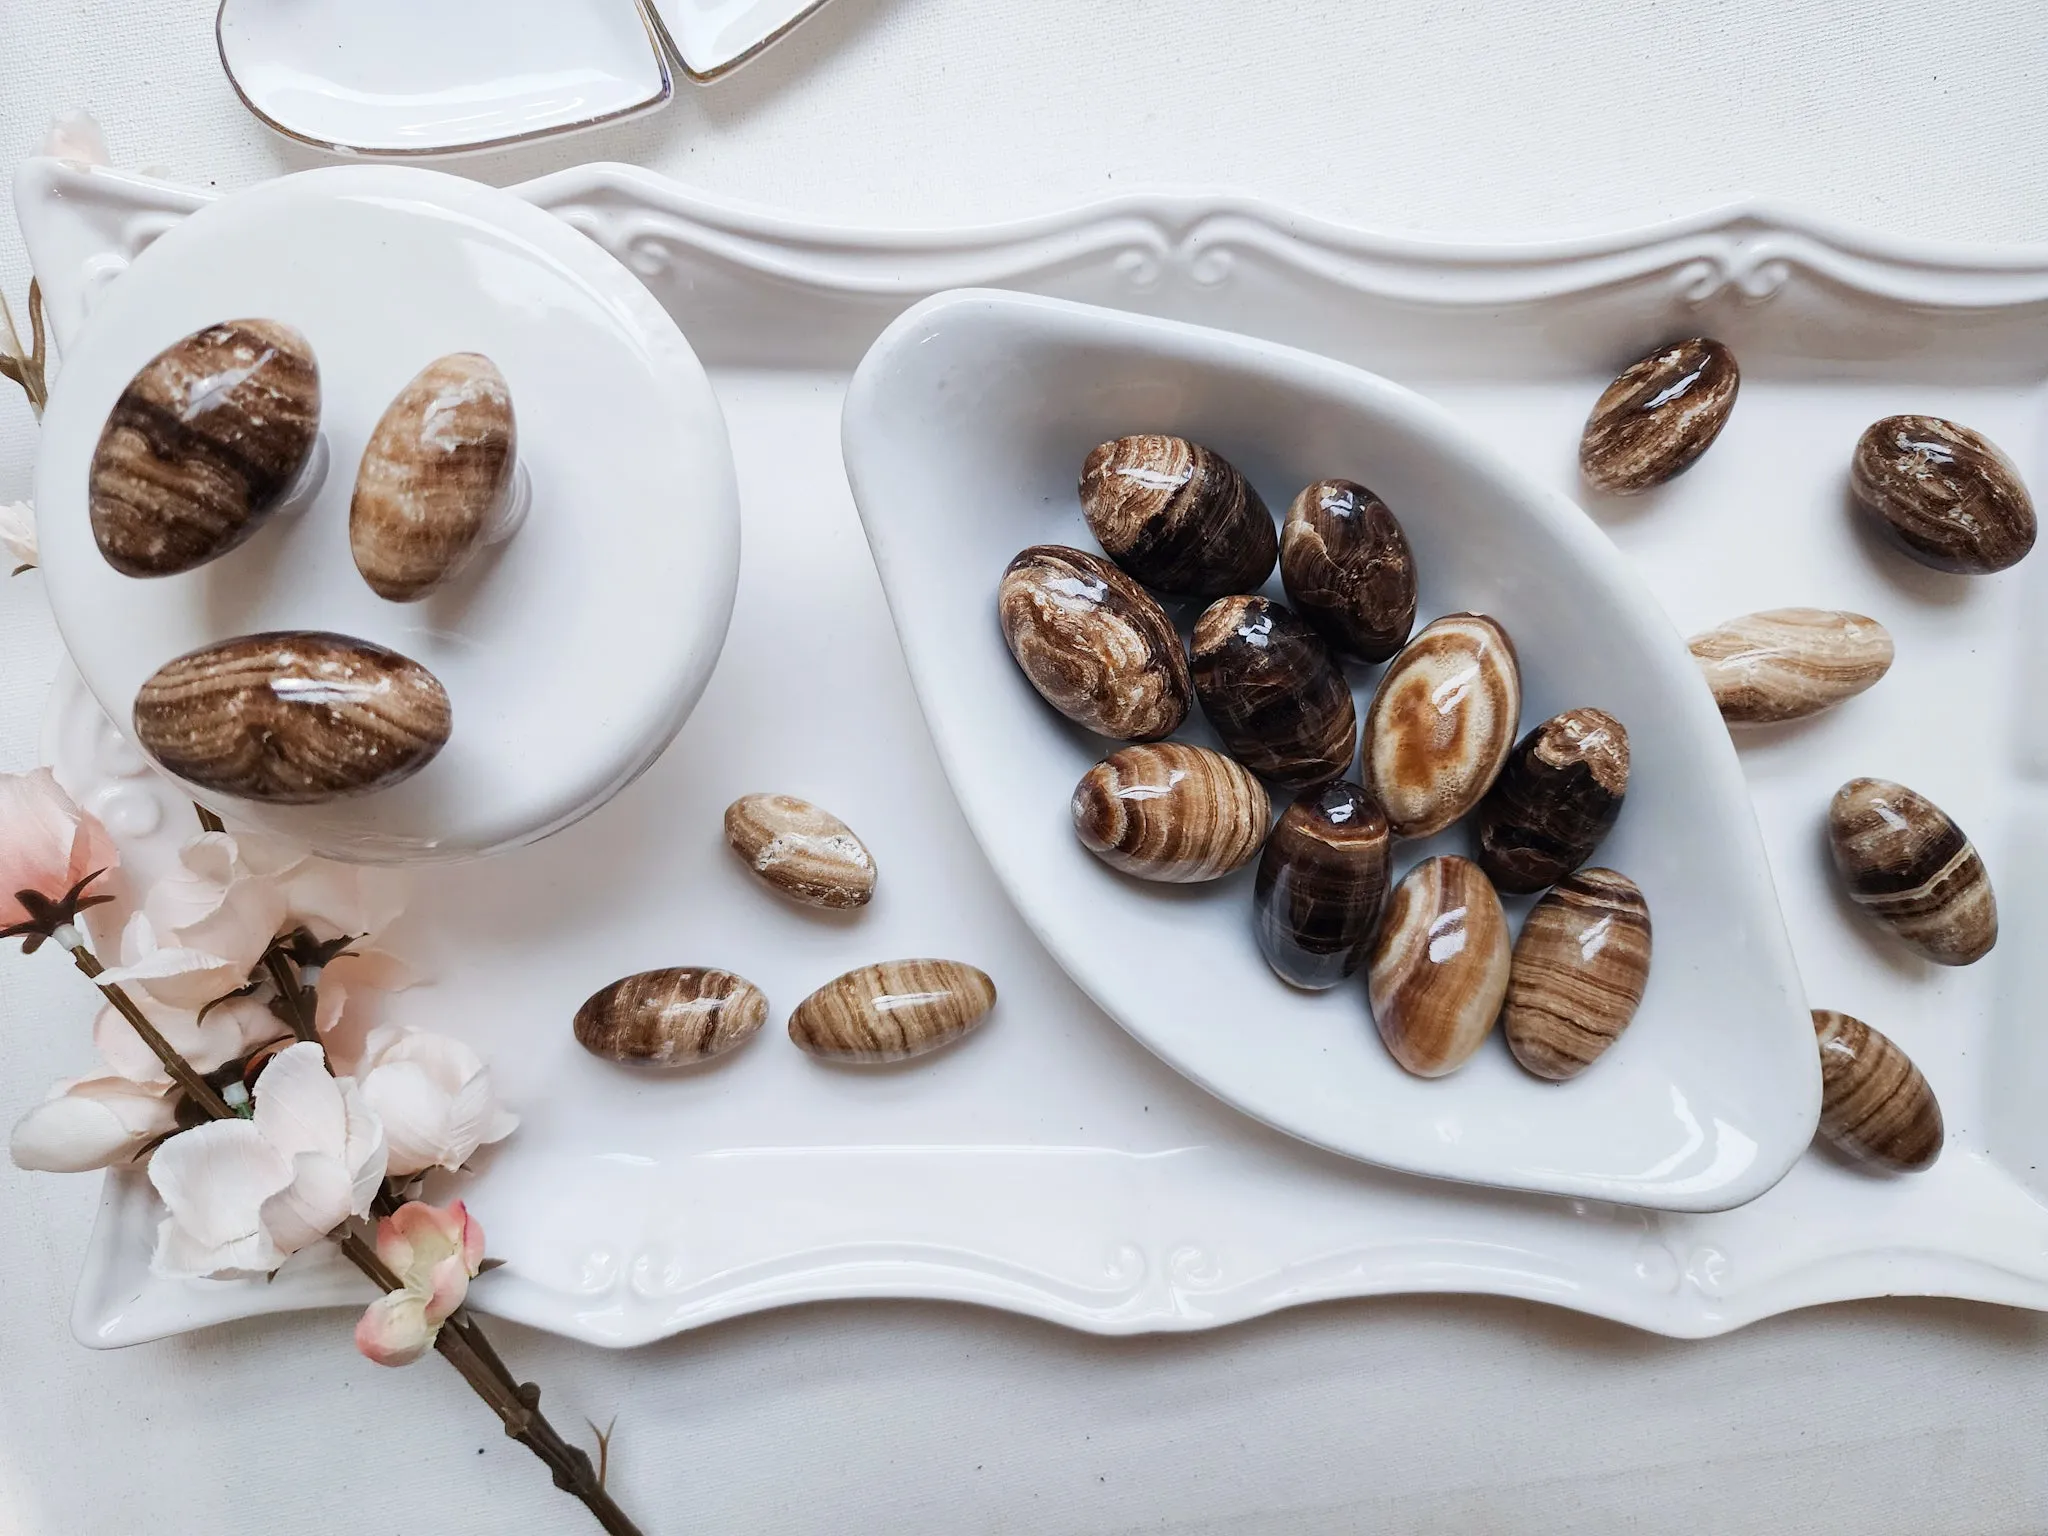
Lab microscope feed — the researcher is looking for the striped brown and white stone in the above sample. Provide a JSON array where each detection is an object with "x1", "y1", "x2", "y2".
[
  {"x1": 1827, "y1": 777, "x2": 1996, "y2": 966},
  {"x1": 997, "y1": 545, "x2": 1190, "y2": 741},
  {"x1": 1851, "y1": 415, "x2": 2036, "y2": 575},
  {"x1": 1474, "y1": 707, "x2": 1629, "y2": 894},
  {"x1": 787, "y1": 959, "x2": 995, "y2": 1063},
  {"x1": 1688, "y1": 608, "x2": 1894, "y2": 724},
  {"x1": 1578, "y1": 338, "x2": 1739, "y2": 495},
  {"x1": 723, "y1": 793, "x2": 876, "y2": 909},
  {"x1": 1812, "y1": 1009, "x2": 1944, "y2": 1172},
  {"x1": 1503, "y1": 869, "x2": 1652, "y2": 1080},
  {"x1": 1361, "y1": 612, "x2": 1521, "y2": 839},
  {"x1": 90, "y1": 319, "x2": 321, "y2": 576},
  {"x1": 132, "y1": 631, "x2": 450, "y2": 803},
  {"x1": 1191, "y1": 594, "x2": 1356, "y2": 788},
  {"x1": 1071, "y1": 742, "x2": 1271, "y2": 882},
  {"x1": 351, "y1": 353, "x2": 518, "y2": 602},
  {"x1": 574, "y1": 968, "x2": 767, "y2": 1066},
  {"x1": 1078, "y1": 434, "x2": 1277, "y2": 598},
  {"x1": 1368, "y1": 854, "x2": 1511, "y2": 1078},
  {"x1": 1073, "y1": 741, "x2": 1261, "y2": 884},
  {"x1": 1279, "y1": 478, "x2": 1417, "y2": 662},
  {"x1": 1253, "y1": 781, "x2": 1391, "y2": 990}
]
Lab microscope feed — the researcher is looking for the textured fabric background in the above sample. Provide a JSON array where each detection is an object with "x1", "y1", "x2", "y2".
[{"x1": 3, "y1": 2, "x2": 2048, "y2": 1532}]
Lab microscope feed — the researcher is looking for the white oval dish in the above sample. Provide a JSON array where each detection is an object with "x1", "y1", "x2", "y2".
[
  {"x1": 33, "y1": 165, "x2": 740, "y2": 863},
  {"x1": 641, "y1": 0, "x2": 837, "y2": 80},
  {"x1": 216, "y1": 0, "x2": 673, "y2": 157},
  {"x1": 842, "y1": 288, "x2": 1818, "y2": 1211}
]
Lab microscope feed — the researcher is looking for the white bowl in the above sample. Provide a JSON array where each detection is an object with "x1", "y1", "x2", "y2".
[
  {"x1": 842, "y1": 289, "x2": 1819, "y2": 1211},
  {"x1": 35, "y1": 166, "x2": 739, "y2": 863}
]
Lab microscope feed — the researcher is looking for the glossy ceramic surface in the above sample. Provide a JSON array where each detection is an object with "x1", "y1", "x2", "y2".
[
  {"x1": 843, "y1": 289, "x2": 1814, "y2": 1208},
  {"x1": 216, "y1": 0, "x2": 672, "y2": 157},
  {"x1": 31, "y1": 165, "x2": 739, "y2": 861},
  {"x1": 22, "y1": 160, "x2": 2048, "y2": 1346},
  {"x1": 641, "y1": 0, "x2": 837, "y2": 80}
]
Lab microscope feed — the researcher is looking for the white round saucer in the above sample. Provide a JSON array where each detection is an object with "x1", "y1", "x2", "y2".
[{"x1": 34, "y1": 165, "x2": 740, "y2": 863}]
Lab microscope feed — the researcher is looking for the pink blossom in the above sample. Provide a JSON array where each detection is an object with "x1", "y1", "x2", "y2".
[
  {"x1": 9, "y1": 1074, "x2": 176, "y2": 1172},
  {"x1": 0, "y1": 768, "x2": 116, "y2": 931},
  {"x1": 354, "y1": 1200, "x2": 485, "y2": 1367}
]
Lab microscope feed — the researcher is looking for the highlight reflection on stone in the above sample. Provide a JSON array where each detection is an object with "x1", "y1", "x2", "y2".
[
  {"x1": 1368, "y1": 854, "x2": 1511, "y2": 1078},
  {"x1": 1579, "y1": 338, "x2": 1738, "y2": 495},
  {"x1": 1191, "y1": 594, "x2": 1356, "y2": 789},
  {"x1": 574, "y1": 968, "x2": 768, "y2": 1066},
  {"x1": 1071, "y1": 742, "x2": 1271, "y2": 883},
  {"x1": 1279, "y1": 479, "x2": 1417, "y2": 662},
  {"x1": 1851, "y1": 415, "x2": 2035, "y2": 574},
  {"x1": 1253, "y1": 782, "x2": 1390, "y2": 990},
  {"x1": 1360, "y1": 613, "x2": 1521, "y2": 839}
]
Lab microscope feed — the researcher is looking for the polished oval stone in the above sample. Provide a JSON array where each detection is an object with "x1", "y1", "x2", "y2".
[
  {"x1": 997, "y1": 544, "x2": 1191, "y2": 741},
  {"x1": 1688, "y1": 608, "x2": 1894, "y2": 724},
  {"x1": 1190, "y1": 594, "x2": 1356, "y2": 788},
  {"x1": 1851, "y1": 415, "x2": 2035, "y2": 574},
  {"x1": 1279, "y1": 479, "x2": 1417, "y2": 662},
  {"x1": 89, "y1": 318, "x2": 321, "y2": 576},
  {"x1": 132, "y1": 630, "x2": 450, "y2": 804},
  {"x1": 1578, "y1": 338, "x2": 1738, "y2": 495},
  {"x1": 1253, "y1": 782, "x2": 1391, "y2": 990},
  {"x1": 1827, "y1": 777, "x2": 1996, "y2": 965},
  {"x1": 1503, "y1": 869, "x2": 1652, "y2": 1081},
  {"x1": 1813, "y1": 1009, "x2": 1943, "y2": 1172},
  {"x1": 1360, "y1": 612, "x2": 1521, "y2": 839},
  {"x1": 1071, "y1": 741, "x2": 1271, "y2": 883},
  {"x1": 723, "y1": 793, "x2": 876, "y2": 909},
  {"x1": 574, "y1": 967, "x2": 768, "y2": 1066},
  {"x1": 787, "y1": 959, "x2": 996, "y2": 1063},
  {"x1": 1078, "y1": 434, "x2": 1276, "y2": 598},
  {"x1": 351, "y1": 352, "x2": 518, "y2": 602},
  {"x1": 1474, "y1": 707, "x2": 1629, "y2": 894},
  {"x1": 1368, "y1": 854, "x2": 1511, "y2": 1077}
]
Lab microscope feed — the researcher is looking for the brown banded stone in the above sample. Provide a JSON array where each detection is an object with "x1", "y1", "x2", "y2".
[
  {"x1": 1503, "y1": 869, "x2": 1652, "y2": 1080},
  {"x1": 1579, "y1": 338, "x2": 1739, "y2": 495},
  {"x1": 1190, "y1": 594, "x2": 1356, "y2": 789},
  {"x1": 787, "y1": 959, "x2": 995, "y2": 1063},
  {"x1": 1071, "y1": 742, "x2": 1271, "y2": 883},
  {"x1": 574, "y1": 968, "x2": 768, "y2": 1065},
  {"x1": 1368, "y1": 854, "x2": 1511, "y2": 1078},
  {"x1": 1812, "y1": 1009, "x2": 1944, "y2": 1172},
  {"x1": 1827, "y1": 777, "x2": 1995, "y2": 966},
  {"x1": 997, "y1": 544, "x2": 1190, "y2": 741},
  {"x1": 1279, "y1": 479, "x2": 1417, "y2": 662},
  {"x1": 1688, "y1": 608, "x2": 1893, "y2": 724},
  {"x1": 1078, "y1": 434, "x2": 1276, "y2": 598},
  {"x1": 1252, "y1": 782, "x2": 1391, "y2": 990},
  {"x1": 1474, "y1": 708, "x2": 1628, "y2": 894},
  {"x1": 1360, "y1": 613, "x2": 1521, "y2": 839}
]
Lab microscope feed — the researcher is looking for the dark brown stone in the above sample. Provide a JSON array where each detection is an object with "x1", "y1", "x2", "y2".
[
  {"x1": 1850, "y1": 415, "x2": 2035, "y2": 574},
  {"x1": 1191, "y1": 595, "x2": 1356, "y2": 789},
  {"x1": 1253, "y1": 782, "x2": 1390, "y2": 990},
  {"x1": 1279, "y1": 479, "x2": 1417, "y2": 662},
  {"x1": 1579, "y1": 338, "x2": 1738, "y2": 494},
  {"x1": 1078, "y1": 434, "x2": 1276, "y2": 598},
  {"x1": 1474, "y1": 708, "x2": 1629, "y2": 894}
]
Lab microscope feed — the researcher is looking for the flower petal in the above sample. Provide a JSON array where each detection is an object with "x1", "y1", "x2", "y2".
[
  {"x1": 9, "y1": 1077, "x2": 175, "y2": 1172},
  {"x1": 258, "y1": 1149, "x2": 354, "y2": 1257},
  {"x1": 146, "y1": 1119, "x2": 290, "y2": 1275},
  {"x1": 355, "y1": 1289, "x2": 434, "y2": 1367},
  {"x1": 339, "y1": 1075, "x2": 388, "y2": 1218},
  {"x1": 0, "y1": 501, "x2": 37, "y2": 569},
  {"x1": 250, "y1": 1041, "x2": 345, "y2": 1162},
  {"x1": 420, "y1": 1251, "x2": 470, "y2": 1326},
  {"x1": 359, "y1": 1059, "x2": 450, "y2": 1179},
  {"x1": 281, "y1": 859, "x2": 409, "y2": 944},
  {"x1": 0, "y1": 768, "x2": 110, "y2": 928}
]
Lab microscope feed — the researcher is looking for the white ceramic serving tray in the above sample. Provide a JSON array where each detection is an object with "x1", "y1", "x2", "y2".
[{"x1": 18, "y1": 159, "x2": 2048, "y2": 1345}]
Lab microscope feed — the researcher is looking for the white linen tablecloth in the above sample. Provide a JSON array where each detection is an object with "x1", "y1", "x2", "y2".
[{"x1": 4, "y1": 2, "x2": 2048, "y2": 1530}]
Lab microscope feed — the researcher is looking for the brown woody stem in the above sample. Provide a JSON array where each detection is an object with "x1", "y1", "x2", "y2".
[{"x1": 69, "y1": 949, "x2": 234, "y2": 1119}]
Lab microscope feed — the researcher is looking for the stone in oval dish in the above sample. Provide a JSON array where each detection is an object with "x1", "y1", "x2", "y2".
[
  {"x1": 1190, "y1": 594, "x2": 1356, "y2": 788},
  {"x1": 1078, "y1": 434, "x2": 1276, "y2": 598},
  {"x1": 1071, "y1": 741, "x2": 1271, "y2": 883},
  {"x1": 1368, "y1": 853, "x2": 1511, "y2": 1077},
  {"x1": 997, "y1": 544, "x2": 1190, "y2": 741},
  {"x1": 1252, "y1": 781, "x2": 1390, "y2": 990},
  {"x1": 1474, "y1": 707, "x2": 1628, "y2": 894},
  {"x1": 1361, "y1": 612, "x2": 1521, "y2": 839},
  {"x1": 723, "y1": 793, "x2": 876, "y2": 909},
  {"x1": 788, "y1": 959, "x2": 996, "y2": 1063},
  {"x1": 1278, "y1": 478, "x2": 1417, "y2": 662},
  {"x1": 1503, "y1": 868, "x2": 1652, "y2": 1081}
]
